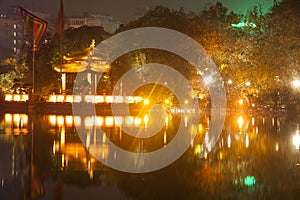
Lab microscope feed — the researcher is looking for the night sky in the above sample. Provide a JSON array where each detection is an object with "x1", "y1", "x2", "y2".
[{"x1": 0, "y1": 0, "x2": 276, "y2": 22}]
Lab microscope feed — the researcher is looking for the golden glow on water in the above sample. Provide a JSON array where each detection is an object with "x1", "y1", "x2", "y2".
[
  {"x1": 238, "y1": 116, "x2": 244, "y2": 131},
  {"x1": 245, "y1": 134, "x2": 249, "y2": 148},
  {"x1": 228, "y1": 135, "x2": 231, "y2": 148},
  {"x1": 125, "y1": 116, "x2": 134, "y2": 126},
  {"x1": 293, "y1": 131, "x2": 300, "y2": 150},
  {"x1": 13, "y1": 114, "x2": 20, "y2": 127},
  {"x1": 194, "y1": 144, "x2": 201, "y2": 155},
  {"x1": 49, "y1": 115, "x2": 56, "y2": 126},
  {"x1": 4, "y1": 113, "x2": 12, "y2": 124},
  {"x1": 134, "y1": 117, "x2": 142, "y2": 126},
  {"x1": 57, "y1": 116, "x2": 64, "y2": 127},
  {"x1": 165, "y1": 116, "x2": 169, "y2": 127},
  {"x1": 144, "y1": 115, "x2": 149, "y2": 127},
  {"x1": 184, "y1": 115, "x2": 188, "y2": 127},
  {"x1": 2, "y1": 113, "x2": 29, "y2": 135},
  {"x1": 62, "y1": 154, "x2": 65, "y2": 167},
  {"x1": 164, "y1": 131, "x2": 167, "y2": 145},
  {"x1": 22, "y1": 115, "x2": 28, "y2": 126},
  {"x1": 198, "y1": 124, "x2": 203, "y2": 134},
  {"x1": 103, "y1": 132, "x2": 106, "y2": 144},
  {"x1": 65, "y1": 115, "x2": 73, "y2": 127},
  {"x1": 60, "y1": 126, "x2": 65, "y2": 150},
  {"x1": 191, "y1": 138, "x2": 194, "y2": 147},
  {"x1": 74, "y1": 116, "x2": 81, "y2": 126},
  {"x1": 17, "y1": 111, "x2": 300, "y2": 200},
  {"x1": 106, "y1": 116, "x2": 114, "y2": 126},
  {"x1": 85, "y1": 116, "x2": 94, "y2": 127},
  {"x1": 86, "y1": 131, "x2": 90, "y2": 148},
  {"x1": 115, "y1": 116, "x2": 123, "y2": 126},
  {"x1": 95, "y1": 116, "x2": 103, "y2": 126},
  {"x1": 3, "y1": 111, "x2": 299, "y2": 199}
]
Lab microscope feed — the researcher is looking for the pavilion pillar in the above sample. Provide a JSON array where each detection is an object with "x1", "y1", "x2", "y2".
[{"x1": 94, "y1": 74, "x2": 97, "y2": 95}]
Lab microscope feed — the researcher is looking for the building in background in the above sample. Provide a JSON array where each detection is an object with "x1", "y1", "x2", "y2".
[
  {"x1": 0, "y1": 7, "x2": 120, "y2": 60},
  {"x1": 0, "y1": 6, "x2": 50, "y2": 59},
  {"x1": 68, "y1": 12, "x2": 120, "y2": 34},
  {"x1": 0, "y1": 7, "x2": 23, "y2": 59}
]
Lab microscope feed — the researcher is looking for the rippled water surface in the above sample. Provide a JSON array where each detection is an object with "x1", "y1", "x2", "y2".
[{"x1": 1, "y1": 110, "x2": 300, "y2": 199}]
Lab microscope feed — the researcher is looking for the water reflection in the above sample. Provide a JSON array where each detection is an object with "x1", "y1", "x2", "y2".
[{"x1": 0, "y1": 112, "x2": 300, "y2": 199}]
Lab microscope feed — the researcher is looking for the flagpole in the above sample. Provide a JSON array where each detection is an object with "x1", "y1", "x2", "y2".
[
  {"x1": 32, "y1": 4, "x2": 35, "y2": 98},
  {"x1": 59, "y1": 0, "x2": 64, "y2": 94},
  {"x1": 60, "y1": 24, "x2": 62, "y2": 94}
]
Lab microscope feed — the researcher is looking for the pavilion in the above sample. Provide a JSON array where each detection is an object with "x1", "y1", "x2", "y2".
[{"x1": 52, "y1": 39, "x2": 110, "y2": 94}]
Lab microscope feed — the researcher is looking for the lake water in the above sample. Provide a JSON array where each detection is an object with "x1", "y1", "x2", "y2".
[{"x1": 0, "y1": 110, "x2": 300, "y2": 199}]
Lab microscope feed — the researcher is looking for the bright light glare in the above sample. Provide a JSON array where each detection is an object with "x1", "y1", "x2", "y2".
[
  {"x1": 144, "y1": 99, "x2": 149, "y2": 105},
  {"x1": 292, "y1": 80, "x2": 300, "y2": 88}
]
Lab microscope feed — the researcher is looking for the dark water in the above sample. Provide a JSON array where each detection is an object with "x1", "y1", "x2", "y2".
[{"x1": 1, "y1": 110, "x2": 300, "y2": 200}]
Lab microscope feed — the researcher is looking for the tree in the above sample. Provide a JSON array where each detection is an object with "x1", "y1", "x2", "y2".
[{"x1": 0, "y1": 58, "x2": 28, "y2": 93}]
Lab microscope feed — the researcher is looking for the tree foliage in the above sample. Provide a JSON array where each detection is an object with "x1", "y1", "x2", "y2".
[
  {"x1": 0, "y1": 58, "x2": 28, "y2": 93},
  {"x1": 114, "y1": 0, "x2": 299, "y2": 108}
]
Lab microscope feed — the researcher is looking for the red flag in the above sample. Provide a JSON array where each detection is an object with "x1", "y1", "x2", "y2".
[
  {"x1": 56, "y1": 0, "x2": 65, "y2": 38},
  {"x1": 19, "y1": 7, "x2": 48, "y2": 51}
]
